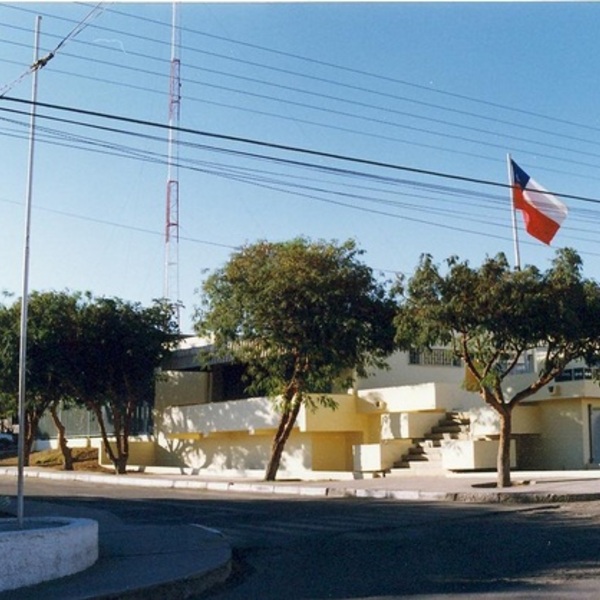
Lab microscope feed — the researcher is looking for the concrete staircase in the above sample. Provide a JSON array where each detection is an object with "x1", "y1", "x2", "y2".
[{"x1": 393, "y1": 412, "x2": 471, "y2": 475}]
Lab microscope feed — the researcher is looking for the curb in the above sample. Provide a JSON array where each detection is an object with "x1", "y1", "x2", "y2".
[{"x1": 2, "y1": 467, "x2": 600, "y2": 504}]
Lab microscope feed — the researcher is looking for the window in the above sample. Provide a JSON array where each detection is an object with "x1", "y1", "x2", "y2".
[{"x1": 408, "y1": 348, "x2": 462, "y2": 367}]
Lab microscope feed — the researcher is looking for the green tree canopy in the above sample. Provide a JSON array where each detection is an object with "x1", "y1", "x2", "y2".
[
  {"x1": 395, "y1": 248, "x2": 600, "y2": 487},
  {"x1": 195, "y1": 238, "x2": 397, "y2": 481},
  {"x1": 73, "y1": 296, "x2": 178, "y2": 474},
  {"x1": 0, "y1": 292, "x2": 177, "y2": 473},
  {"x1": 0, "y1": 291, "x2": 81, "y2": 466}
]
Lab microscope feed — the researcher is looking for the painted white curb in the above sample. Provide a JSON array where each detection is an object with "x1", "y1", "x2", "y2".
[{"x1": 0, "y1": 517, "x2": 98, "y2": 592}]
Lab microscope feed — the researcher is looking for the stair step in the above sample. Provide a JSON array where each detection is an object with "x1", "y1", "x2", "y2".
[
  {"x1": 407, "y1": 447, "x2": 442, "y2": 459},
  {"x1": 427, "y1": 432, "x2": 469, "y2": 441},
  {"x1": 392, "y1": 410, "x2": 472, "y2": 474},
  {"x1": 431, "y1": 424, "x2": 465, "y2": 434},
  {"x1": 393, "y1": 459, "x2": 444, "y2": 472},
  {"x1": 402, "y1": 454, "x2": 430, "y2": 462},
  {"x1": 416, "y1": 439, "x2": 442, "y2": 448}
]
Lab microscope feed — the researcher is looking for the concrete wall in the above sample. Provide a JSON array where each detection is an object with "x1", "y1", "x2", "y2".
[
  {"x1": 534, "y1": 400, "x2": 587, "y2": 470},
  {"x1": 151, "y1": 346, "x2": 600, "y2": 475},
  {"x1": 155, "y1": 387, "x2": 372, "y2": 474},
  {"x1": 358, "y1": 382, "x2": 480, "y2": 413},
  {"x1": 356, "y1": 351, "x2": 466, "y2": 389},
  {"x1": 158, "y1": 396, "x2": 281, "y2": 437},
  {"x1": 505, "y1": 370, "x2": 600, "y2": 405},
  {"x1": 298, "y1": 395, "x2": 369, "y2": 433},
  {"x1": 380, "y1": 411, "x2": 445, "y2": 440},
  {"x1": 468, "y1": 405, "x2": 542, "y2": 437},
  {"x1": 158, "y1": 392, "x2": 361, "y2": 438},
  {"x1": 352, "y1": 440, "x2": 411, "y2": 472},
  {"x1": 0, "y1": 517, "x2": 98, "y2": 592},
  {"x1": 312, "y1": 432, "x2": 363, "y2": 471},
  {"x1": 154, "y1": 429, "x2": 359, "y2": 474},
  {"x1": 99, "y1": 438, "x2": 156, "y2": 469},
  {"x1": 441, "y1": 439, "x2": 516, "y2": 471}
]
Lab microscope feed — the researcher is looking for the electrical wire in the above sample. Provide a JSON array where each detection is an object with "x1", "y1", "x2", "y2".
[
  {"x1": 0, "y1": 2, "x2": 107, "y2": 98},
  {"x1": 3, "y1": 94, "x2": 600, "y2": 208},
  {"x1": 3, "y1": 7, "x2": 600, "y2": 165},
  {"x1": 2, "y1": 100, "x2": 599, "y2": 248}
]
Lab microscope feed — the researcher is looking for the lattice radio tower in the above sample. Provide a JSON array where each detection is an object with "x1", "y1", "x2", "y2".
[{"x1": 164, "y1": 2, "x2": 182, "y2": 327}]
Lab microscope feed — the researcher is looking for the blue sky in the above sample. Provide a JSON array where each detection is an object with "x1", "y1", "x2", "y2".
[{"x1": 2, "y1": 2, "x2": 600, "y2": 332}]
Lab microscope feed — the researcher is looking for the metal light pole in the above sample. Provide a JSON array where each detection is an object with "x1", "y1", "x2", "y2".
[{"x1": 16, "y1": 15, "x2": 42, "y2": 527}]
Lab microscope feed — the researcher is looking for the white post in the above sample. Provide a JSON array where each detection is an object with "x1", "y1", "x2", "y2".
[
  {"x1": 507, "y1": 153, "x2": 521, "y2": 270},
  {"x1": 17, "y1": 15, "x2": 42, "y2": 527}
]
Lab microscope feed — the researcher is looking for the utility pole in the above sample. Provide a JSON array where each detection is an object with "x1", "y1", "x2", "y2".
[
  {"x1": 164, "y1": 2, "x2": 181, "y2": 327},
  {"x1": 17, "y1": 15, "x2": 42, "y2": 528}
]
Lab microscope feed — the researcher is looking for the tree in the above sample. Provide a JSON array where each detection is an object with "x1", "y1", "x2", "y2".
[
  {"x1": 195, "y1": 238, "x2": 396, "y2": 481},
  {"x1": 73, "y1": 296, "x2": 178, "y2": 474},
  {"x1": 395, "y1": 248, "x2": 600, "y2": 488},
  {"x1": 0, "y1": 291, "x2": 81, "y2": 468}
]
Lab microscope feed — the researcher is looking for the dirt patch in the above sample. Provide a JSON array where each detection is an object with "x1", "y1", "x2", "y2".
[{"x1": 0, "y1": 447, "x2": 111, "y2": 473}]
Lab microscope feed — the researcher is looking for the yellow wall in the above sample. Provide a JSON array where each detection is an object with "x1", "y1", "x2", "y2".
[
  {"x1": 99, "y1": 438, "x2": 156, "y2": 468},
  {"x1": 352, "y1": 440, "x2": 411, "y2": 471},
  {"x1": 311, "y1": 432, "x2": 363, "y2": 471},
  {"x1": 535, "y1": 400, "x2": 587, "y2": 470},
  {"x1": 154, "y1": 429, "x2": 359, "y2": 474},
  {"x1": 441, "y1": 439, "x2": 516, "y2": 470},
  {"x1": 298, "y1": 395, "x2": 369, "y2": 433}
]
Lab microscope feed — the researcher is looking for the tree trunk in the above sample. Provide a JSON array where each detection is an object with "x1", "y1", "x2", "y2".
[
  {"x1": 89, "y1": 403, "x2": 119, "y2": 472},
  {"x1": 49, "y1": 403, "x2": 73, "y2": 471},
  {"x1": 264, "y1": 400, "x2": 302, "y2": 481},
  {"x1": 23, "y1": 411, "x2": 41, "y2": 467},
  {"x1": 115, "y1": 453, "x2": 128, "y2": 475},
  {"x1": 112, "y1": 406, "x2": 130, "y2": 475},
  {"x1": 497, "y1": 407, "x2": 512, "y2": 488}
]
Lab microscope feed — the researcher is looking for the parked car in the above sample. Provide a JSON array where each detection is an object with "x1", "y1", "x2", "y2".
[{"x1": 0, "y1": 433, "x2": 15, "y2": 449}]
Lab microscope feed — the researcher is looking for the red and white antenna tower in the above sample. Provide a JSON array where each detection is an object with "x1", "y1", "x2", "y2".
[{"x1": 164, "y1": 2, "x2": 181, "y2": 326}]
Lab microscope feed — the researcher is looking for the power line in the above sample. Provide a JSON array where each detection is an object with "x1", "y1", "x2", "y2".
[
  {"x1": 4, "y1": 6, "x2": 600, "y2": 163},
  {"x1": 100, "y1": 3, "x2": 600, "y2": 139},
  {"x1": 0, "y1": 2, "x2": 107, "y2": 98},
  {"x1": 3, "y1": 8, "x2": 600, "y2": 186},
  {"x1": 4, "y1": 19, "x2": 599, "y2": 164},
  {"x1": 3, "y1": 94, "x2": 600, "y2": 207},
  {"x1": 2, "y1": 102, "x2": 599, "y2": 257},
  {"x1": 0, "y1": 194, "x2": 237, "y2": 250}
]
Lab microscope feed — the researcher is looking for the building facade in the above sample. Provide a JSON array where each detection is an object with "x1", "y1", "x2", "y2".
[{"x1": 146, "y1": 339, "x2": 600, "y2": 478}]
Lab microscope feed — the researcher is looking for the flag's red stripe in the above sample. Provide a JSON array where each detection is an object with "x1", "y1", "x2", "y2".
[{"x1": 518, "y1": 201, "x2": 560, "y2": 245}]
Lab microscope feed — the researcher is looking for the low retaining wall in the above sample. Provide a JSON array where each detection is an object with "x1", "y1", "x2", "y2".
[{"x1": 0, "y1": 517, "x2": 98, "y2": 592}]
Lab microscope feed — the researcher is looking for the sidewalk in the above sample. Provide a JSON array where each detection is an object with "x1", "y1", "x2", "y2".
[{"x1": 1, "y1": 467, "x2": 600, "y2": 599}]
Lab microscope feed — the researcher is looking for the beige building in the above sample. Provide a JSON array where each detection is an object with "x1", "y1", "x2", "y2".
[{"x1": 145, "y1": 339, "x2": 600, "y2": 478}]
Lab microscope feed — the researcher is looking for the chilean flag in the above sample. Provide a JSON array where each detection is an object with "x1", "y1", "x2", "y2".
[{"x1": 510, "y1": 160, "x2": 568, "y2": 245}]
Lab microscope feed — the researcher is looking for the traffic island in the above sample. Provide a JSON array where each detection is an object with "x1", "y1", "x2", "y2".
[{"x1": 0, "y1": 517, "x2": 98, "y2": 592}]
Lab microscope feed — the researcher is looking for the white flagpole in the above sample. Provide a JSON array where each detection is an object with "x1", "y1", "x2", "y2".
[
  {"x1": 507, "y1": 153, "x2": 521, "y2": 270},
  {"x1": 17, "y1": 15, "x2": 42, "y2": 528}
]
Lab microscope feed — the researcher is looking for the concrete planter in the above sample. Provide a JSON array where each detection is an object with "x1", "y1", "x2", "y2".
[{"x1": 0, "y1": 517, "x2": 98, "y2": 592}]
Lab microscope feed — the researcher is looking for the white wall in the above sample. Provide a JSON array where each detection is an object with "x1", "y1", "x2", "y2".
[
  {"x1": 441, "y1": 439, "x2": 516, "y2": 470},
  {"x1": 158, "y1": 396, "x2": 281, "y2": 437},
  {"x1": 356, "y1": 351, "x2": 466, "y2": 389},
  {"x1": 358, "y1": 382, "x2": 480, "y2": 413},
  {"x1": 380, "y1": 411, "x2": 444, "y2": 440}
]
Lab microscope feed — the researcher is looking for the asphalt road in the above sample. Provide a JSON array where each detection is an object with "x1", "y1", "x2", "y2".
[{"x1": 2, "y1": 478, "x2": 600, "y2": 599}]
